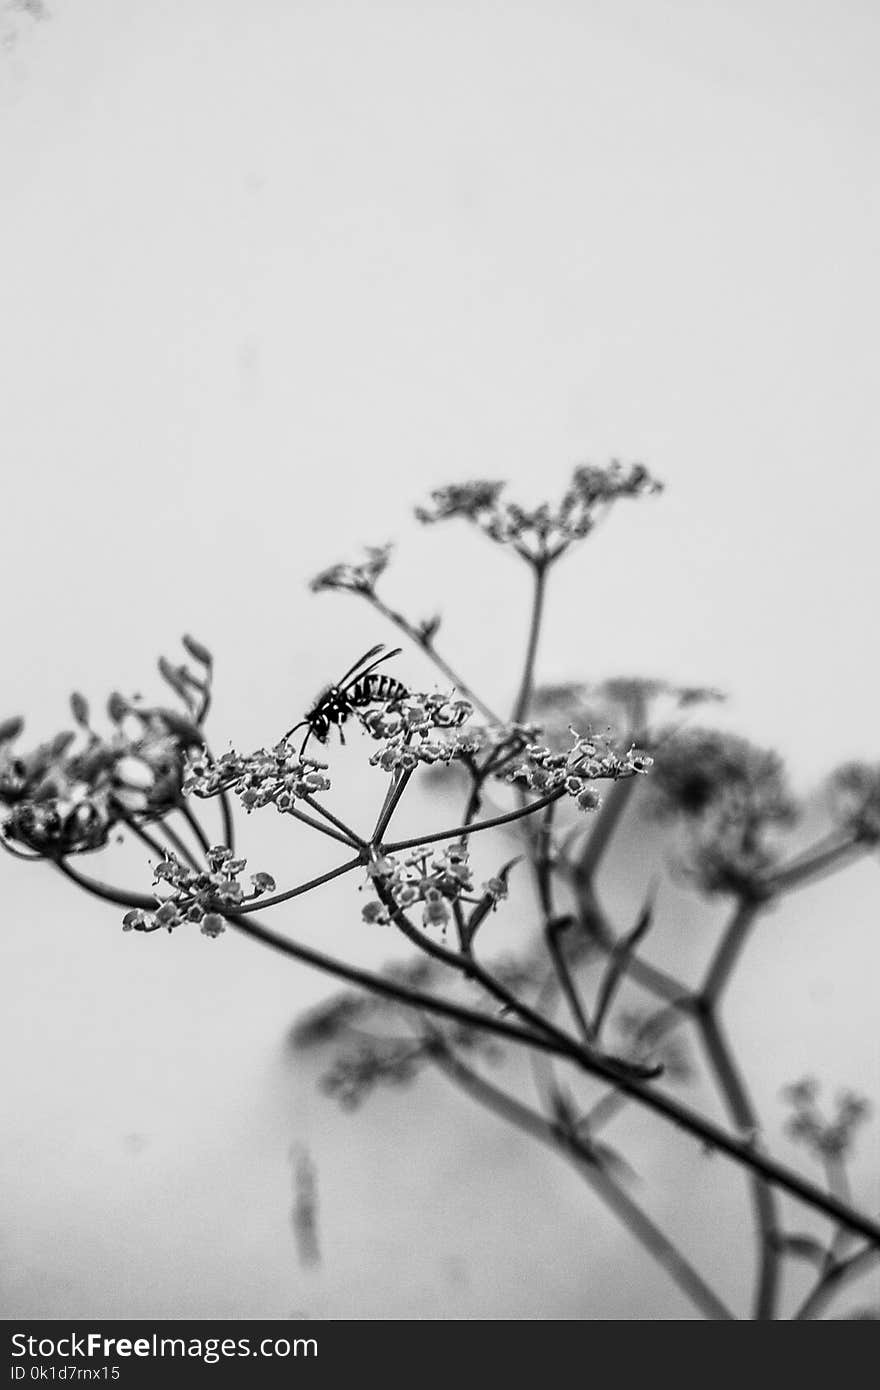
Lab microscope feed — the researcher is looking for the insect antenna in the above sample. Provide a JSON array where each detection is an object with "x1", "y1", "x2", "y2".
[
  {"x1": 282, "y1": 717, "x2": 310, "y2": 746},
  {"x1": 333, "y1": 643, "x2": 388, "y2": 688}
]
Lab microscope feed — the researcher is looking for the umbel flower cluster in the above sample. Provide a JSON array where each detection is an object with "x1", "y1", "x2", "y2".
[
  {"x1": 122, "y1": 845, "x2": 276, "y2": 937},
  {"x1": 0, "y1": 637, "x2": 211, "y2": 860},
  {"x1": 364, "y1": 692, "x2": 476, "y2": 772},
  {"x1": 506, "y1": 734, "x2": 653, "y2": 811},
  {"x1": 532, "y1": 677, "x2": 726, "y2": 748},
  {"x1": 361, "y1": 840, "x2": 510, "y2": 932},
  {"x1": 184, "y1": 688, "x2": 479, "y2": 808},
  {"x1": 184, "y1": 745, "x2": 332, "y2": 815},
  {"x1": 415, "y1": 462, "x2": 662, "y2": 562},
  {"x1": 310, "y1": 543, "x2": 393, "y2": 597},
  {"x1": 309, "y1": 462, "x2": 663, "y2": 606},
  {"x1": 782, "y1": 1079, "x2": 871, "y2": 1163}
]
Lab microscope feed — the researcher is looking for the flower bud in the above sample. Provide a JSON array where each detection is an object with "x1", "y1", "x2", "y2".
[
  {"x1": 70, "y1": 692, "x2": 90, "y2": 726},
  {"x1": 182, "y1": 633, "x2": 213, "y2": 666},
  {"x1": 107, "y1": 692, "x2": 129, "y2": 723}
]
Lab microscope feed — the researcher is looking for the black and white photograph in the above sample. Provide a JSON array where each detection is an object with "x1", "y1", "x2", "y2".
[{"x1": 1, "y1": 0, "x2": 878, "y2": 1336}]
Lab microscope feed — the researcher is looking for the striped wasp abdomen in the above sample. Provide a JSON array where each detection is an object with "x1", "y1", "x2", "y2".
[{"x1": 285, "y1": 645, "x2": 408, "y2": 754}]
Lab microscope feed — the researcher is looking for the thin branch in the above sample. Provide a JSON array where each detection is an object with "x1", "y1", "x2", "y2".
[
  {"x1": 700, "y1": 898, "x2": 761, "y2": 1006},
  {"x1": 592, "y1": 888, "x2": 657, "y2": 1041},
  {"x1": 176, "y1": 800, "x2": 212, "y2": 859},
  {"x1": 123, "y1": 817, "x2": 174, "y2": 865},
  {"x1": 218, "y1": 789, "x2": 235, "y2": 854},
  {"x1": 378, "y1": 888, "x2": 584, "y2": 1055},
  {"x1": 287, "y1": 804, "x2": 364, "y2": 849},
  {"x1": 371, "y1": 766, "x2": 415, "y2": 845},
  {"x1": 575, "y1": 886, "x2": 693, "y2": 1009},
  {"x1": 585, "y1": 1005, "x2": 687, "y2": 1134},
  {"x1": 231, "y1": 856, "x2": 363, "y2": 915},
  {"x1": 140, "y1": 815, "x2": 202, "y2": 871},
  {"x1": 545, "y1": 916, "x2": 593, "y2": 1045},
  {"x1": 768, "y1": 835, "x2": 866, "y2": 896},
  {"x1": 696, "y1": 1008, "x2": 781, "y2": 1320},
  {"x1": 511, "y1": 559, "x2": 548, "y2": 724},
  {"x1": 382, "y1": 788, "x2": 564, "y2": 853},
  {"x1": 794, "y1": 1242, "x2": 880, "y2": 1320},
  {"x1": 52, "y1": 859, "x2": 156, "y2": 911},
  {"x1": 64, "y1": 873, "x2": 880, "y2": 1246},
  {"x1": 227, "y1": 911, "x2": 582, "y2": 1056},
  {"x1": 302, "y1": 794, "x2": 367, "y2": 849}
]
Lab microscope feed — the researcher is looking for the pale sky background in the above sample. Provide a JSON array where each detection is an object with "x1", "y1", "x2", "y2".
[{"x1": 0, "y1": 0, "x2": 878, "y2": 1319}]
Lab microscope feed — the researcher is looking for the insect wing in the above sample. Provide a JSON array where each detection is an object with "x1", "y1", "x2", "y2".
[{"x1": 338, "y1": 646, "x2": 403, "y2": 694}]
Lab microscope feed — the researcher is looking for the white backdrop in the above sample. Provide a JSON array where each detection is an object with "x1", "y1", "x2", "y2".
[{"x1": 1, "y1": 0, "x2": 878, "y2": 1318}]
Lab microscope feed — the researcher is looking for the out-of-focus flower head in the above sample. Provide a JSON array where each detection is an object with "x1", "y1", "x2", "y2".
[
  {"x1": 309, "y1": 544, "x2": 393, "y2": 596},
  {"x1": 782, "y1": 1078, "x2": 871, "y2": 1163},
  {"x1": 320, "y1": 1041, "x2": 427, "y2": 1110},
  {"x1": 533, "y1": 678, "x2": 726, "y2": 750},
  {"x1": 184, "y1": 745, "x2": 331, "y2": 815},
  {"x1": 827, "y1": 763, "x2": 880, "y2": 845},
  {"x1": 121, "y1": 844, "x2": 276, "y2": 937},
  {"x1": 645, "y1": 728, "x2": 798, "y2": 896},
  {"x1": 415, "y1": 462, "x2": 662, "y2": 563},
  {"x1": 0, "y1": 638, "x2": 212, "y2": 859},
  {"x1": 647, "y1": 728, "x2": 796, "y2": 825},
  {"x1": 505, "y1": 731, "x2": 653, "y2": 811}
]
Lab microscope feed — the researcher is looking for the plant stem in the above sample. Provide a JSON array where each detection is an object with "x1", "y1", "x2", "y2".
[
  {"x1": 511, "y1": 560, "x2": 548, "y2": 724},
  {"x1": 176, "y1": 801, "x2": 212, "y2": 859},
  {"x1": 382, "y1": 788, "x2": 563, "y2": 852},
  {"x1": 585, "y1": 1006, "x2": 687, "y2": 1133},
  {"x1": 228, "y1": 911, "x2": 579, "y2": 1055},
  {"x1": 145, "y1": 816, "x2": 203, "y2": 871},
  {"x1": 231, "y1": 856, "x2": 363, "y2": 914},
  {"x1": 696, "y1": 1008, "x2": 781, "y2": 1320},
  {"x1": 218, "y1": 789, "x2": 235, "y2": 853},
  {"x1": 302, "y1": 795, "x2": 367, "y2": 849},
  {"x1": 769, "y1": 835, "x2": 865, "y2": 895},
  {"x1": 371, "y1": 766, "x2": 415, "y2": 845},
  {"x1": 152, "y1": 897, "x2": 880, "y2": 1244},
  {"x1": 700, "y1": 898, "x2": 761, "y2": 1006},
  {"x1": 793, "y1": 1243, "x2": 880, "y2": 1320},
  {"x1": 544, "y1": 917, "x2": 593, "y2": 1045},
  {"x1": 53, "y1": 859, "x2": 156, "y2": 910},
  {"x1": 287, "y1": 805, "x2": 364, "y2": 849}
]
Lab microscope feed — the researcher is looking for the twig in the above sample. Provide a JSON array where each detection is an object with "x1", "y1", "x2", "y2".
[
  {"x1": 695, "y1": 1008, "x2": 781, "y2": 1320},
  {"x1": 382, "y1": 788, "x2": 563, "y2": 853},
  {"x1": 511, "y1": 559, "x2": 548, "y2": 724},
  {"x1": 302, "y1": 795, "x2": 367, "y2": 849},
  {"x1": 52, "y1": 859, "x2": 156, "y2": 911},
  {"x1": 794, "y1": 1242, "x2": 880, "y2": 1320},
  {"x1": 231, "y1": 856, "x2": 363, "y2": 915}
]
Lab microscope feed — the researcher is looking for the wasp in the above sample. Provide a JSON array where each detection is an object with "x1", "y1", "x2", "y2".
[{"x1": 285, "y1": 645, "x2": 409, "y2": 755}]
